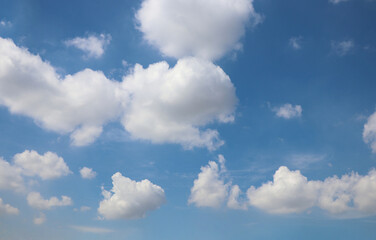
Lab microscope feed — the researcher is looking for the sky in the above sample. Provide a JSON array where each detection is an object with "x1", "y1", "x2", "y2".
[{"x1": 0, "y1": 0, "x2": 376, "y2": 239}]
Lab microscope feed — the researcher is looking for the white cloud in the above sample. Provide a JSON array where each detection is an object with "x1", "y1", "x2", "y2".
[
  {"x1": 65, "y1": 34, "x2": 111, "y2": 59},
  {"x1": 272, "y1": 104, "x2": 302, "y2": 119},
  {"x1": 329, "y1": 0, "x2": 349, "y2": 4},
  {"x1": 363, "y1": 111, "x2": 376, "y2": 152},
  {"x1": 0, "y1": 37, "x2": 236, "y2": 150},
  {"x1": 27, "y1": 192, "x2": 73, "y2": 210},
  {"x1": 289, "y1": 36, "x2": 302, "y2": 50},
  {"x1": 287, "y1": 154, "x2": 325, "y2": 169},
  {"x1": 0, "y1": 157, "x2": 24, "y2": 192},
  {"x1": 0, "y1": 20, "x2": 11, "y2": 27},
  {"x1": 80, "y1": 167, "x2": 97, "y2": 179},
  {"x1": 13, "y1": 150, "x2": 71, "y2": 180},
  {"x1": 136, "y1": 0, "x2": 262, "y2": 60},
  {"x1": 98, "y1": 172, "x2": 165, "y2": 220},
  {"x1": 331, "y1": 40, "x2": 354, "y2": 56},
  {"x1": 189, "y1": 155, "x2": 229, "y2": 208},
  {"x1": 122, "y1": 58, "x2": 236, "y2": 150},
  {"x1": 0, "y1": 198, "x2": 19, "y2": 215},
  {"x1": 71, "y1": 225, "x2": 114, "y2": 234},
  {"x1": 247, "y1": 166, "x2": 321, "y2": 214},
  {"x1": 227, "y1": 185, "x2": 248, "y2": 210},
  {"x1": 33, "y1": 212, "x2": 46, "y2": 225}
]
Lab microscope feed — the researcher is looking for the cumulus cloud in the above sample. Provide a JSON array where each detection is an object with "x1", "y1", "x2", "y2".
[
  {"x1": 0, "y1": 198, "x2": 19, "y2": 215},
  {"x1": 331, "y1": 40, "x2": 354, "y2": 56},
  {"x1": 65, "y1": 34, "x2": 111, "y2": 59},
  {"x1": 0, "y1": 37, "x2": 236, "y2": 150},
  {"x1": 122, "y1": 58, "x2": 236, "y2": 150},
  {"x1": 27, "y1": 192, "x2": 72, "y2": 210},
  {"x1": 289, "y1": 36, "x2": 302, "y2": 50},
  {"x1": 136, "y1": 0, "x2": 262, "y2": 60},
  {"x1": 0, "y1": 157, "x2": 24, "y2": 192},
  {"x1": 80, "y1": 167, "x2": 97, "y2": 179},
  {"x1": 363, "y1": 111, "x2": 376, "y2": 152},
  {"x1": 272, "y1": 103, "x2": 302, "y2": 119},
  {"x1": 98, "y1": 172, "x2": 166, "y2": 220},
  {"x1": 33, "y1": 212, "x2": 46, "y2": 225},
  {"x1": 71, "y1": 225, "x2": 114, "y2": 234},
  {"x1": 13, "y1": 150, "x2": 71, "y2": 180},
  {"x1": 247, "y1": 167, "x2": 321, "y2": 214}
]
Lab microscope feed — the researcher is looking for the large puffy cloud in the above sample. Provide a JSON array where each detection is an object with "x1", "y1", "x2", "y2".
[
  {"x1": 0, "y1": 37, "x2": 126, "y2": 146},
  {"x1": 136, "y1": 0, "x2": 262, "y2": 60},
  {"x1": 122, "y1": 58, "x2": 236, "y2": 150},
  {"x1": 98, "y1": 172, "x2": 166, "y2": 220},
  {"x1": 0, "y1": 37, "x2": 236, "y2": 150},
  {"x1": 27, "y1": 192, "x2": 72, "y2": 210},
  {"x1": 13, "y1": 150, "x2": 71, "y2": 180},
  {"x1": 363, "y1": 111, "x2": 376, "y2": 152},
  {"x1": 247, "y1": 167, "x2": 321, "y2": 214},
  {"x1": 0, "y1": 198, "x2": 19, "y2": 215}
]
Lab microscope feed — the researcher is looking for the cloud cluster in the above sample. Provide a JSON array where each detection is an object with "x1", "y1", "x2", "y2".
[
  {"x1": 65, "y1": 34, "x2": 111, "y2": 59},
  {"x1": 272, "y1": 103, "x2": 302, "y2": 119},
  {"x1": 0, "y1": 198, "x2": 19, "y2": 215},
  {"x1": 27, "y1": 192, "x2": 72, "y2": 210},
  {"x1": 190, "y1": 156, "x2": 376, "y2": 218},
  {"x1": 98, "y1": 172, "x2": 166, "y2": 220},
  {"x1": 0, "y1": 150, "x2": 71, "y2": 192},
  {"x1": 0, "y1": 37, "x2": 236, "y2": 150},
  {"x1": 363, "y1": 111, "x2": 376, "y2": 152},
  {"x1": 136, "y1": 0, "x2": 261, "y2": 60}
]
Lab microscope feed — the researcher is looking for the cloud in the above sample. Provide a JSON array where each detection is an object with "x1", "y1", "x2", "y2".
[
  {"x1": 65, "y1": 34, "x2": 111, "y2": 59},
  {"x1": 247, "y1": 166, "x2": 321, "y2": 214},
  {"x1": 363, "y1": 111, "x2": 376, "y2": 152},
  {"x1": 33, "y1": 212, "x2": 46, "y2": 225},
  {"x1": 136, "y1": 0, "x2": 262, "y2": 60},
  {"x1": 272, "y1": 104, "x2": 302, "y2": 119},
  {"x1": 189, "y1": 155, "x2": 247, "y2": 209},
  {"x1": 0, "y1": 20, "x2": 12, "y2": 27},
  {"x1": 98, "y1": 172, "x2": 166, "y2": 220},
  {"x1": 289, "y1": 36, "x2": 302, "y2": 50},
  {"x1": 0, "y1": 198, "x2": 19, "y2": 215},
  {"x1": 71, "y1": 225, "x2": 114, "y2": 234},
  {"x1": 0, "y1": 37, "x2": 236, "y2": 150},
  {"x1": 27, "y1": 192, "x2": 73, "y2": 210},
  {"x1": 122, "y1": 58, "x2": 237, "y2": 150},
  {"x1": 80, "y1": 167, "x2": 97, "y2": 179},
  {"x1": 13, "y1": 150, "x2": 71, "y2": 180},
  {"x1": 331, "y1": 40, "x2": 354, "y2": 56},
  {"x1": 0, "y1": 157, "x2": 24, "y2": 192},
  {"x1": 74, "y1": 206, "x2": 91, "y2": 212},
  {"x1": 287, "y1": 154, "x2": 325, "y2": 169}
]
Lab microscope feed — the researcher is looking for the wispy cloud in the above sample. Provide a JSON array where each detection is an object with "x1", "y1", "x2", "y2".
[
  {"x1": 272, "y1": 104, "x2": 302, "y2": 119},
  {"x1": 65, "y1": 34, "x2": 111, "y2": 59},
  {"x1": 289, "y1": 36, "x2": 303, "y2": 50},
  {"x1": 71, "y1": 225, "x2": 114, "y2": 234},
  {"x1": 331, "y1": 40, "x2": 354, "y2": 56}
]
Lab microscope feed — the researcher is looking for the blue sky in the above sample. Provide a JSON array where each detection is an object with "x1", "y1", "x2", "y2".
[{"x1": 0, "y1": 0, "x2": 376, "y2": 239}]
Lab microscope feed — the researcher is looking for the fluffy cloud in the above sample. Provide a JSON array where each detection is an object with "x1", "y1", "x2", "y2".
[
  {"x1": 65, "y1": 34, "x2": 111, "y2": 59},
  {"x1": 0, "y1": 158, "x2": 24, "y2": 192},
  {"x1": 272, "y1": 103, "x2": 302, "y2": 119},
  {"x1": 27, "y1": 192, "x2": 73, "y2": 210},
  {"x1": 0, "y1": 37, "x2": 126, "y2": 146},
  {"x1": 0, "y1": 37, "x2": 236, "y2": 150},
  {"x1": 98, "y1": 172, "x2": 166, "y2": 220},
  {"x1": 0, "y1": 198, "x2": 19, "y2": 215},
  {"x1": 331, "y1": 40, "x2": 354, "y2": 56},
  {"x1": 13, "y1": 150, "x2": 71, "y2": 180},
  {"x1": 363, "y1": 111, "x2": 376, "y2": 152},
  {"x1": 80, "y1": 167, "x2": 97, "y2": 179},
  {"x1": 247, "y1": 167, "x2": 321, "y2": 214},
  {"x1": 136, "y1": 0, "x2": 262, "y2": 60},
  {"x1": 189, "y1": 155, "x2": 229, "y2": 208},
  {"x1": 122, "y1": 58, "x2": 236, "y2": 150},
  {"x1": 247, "y1": 167, "x2": 376, "y2": 217}
]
